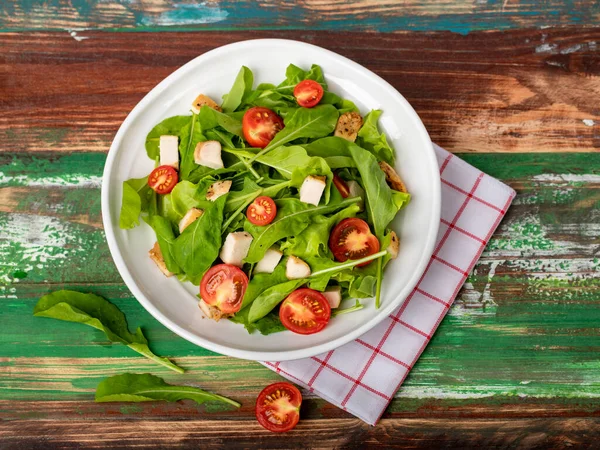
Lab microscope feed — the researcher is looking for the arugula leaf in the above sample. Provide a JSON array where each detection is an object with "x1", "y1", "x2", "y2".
[
  {"x1": 172, "y1": 194, "x2": 227, "y2": 285},
  {"x1": 356, "y1": 110, "x2": 395, "y2": 165},
  {"x1": 221, "y1": 66, "x2": 253, "y2": 113},
  {"x1": 119, "y1": 176, "x2": 153, "y2": 229},
  {"x1": 248, "y1": 279, "x2": 306, "y2": 323},
  {"x1": 243, "y1": 197, "x2": 360, "y2": 264},
  {"x1": 276, "y1": 64, "x2": 326, "y2": 94},
  {"x1": 33, "y1": 291, "x2": 184, "y2": 373},
  {"x1": 95, "y1": 373, "x2": 239, "y2": 407},
  {"x1": 148, "y1": 215, "x2": 181, "y2": 274},
  {"x1": 262, "y1": 104, "x2": 339, "y2": 151},
  {"x1": 197, "y1": 106, "x2": 243, "y2": 137},
  {"x1": 145, "y1": 115, "x2": 191, "y2": 160},
  {"x1": 224, "y1": 178, "x2": 290, "y2": 214}
]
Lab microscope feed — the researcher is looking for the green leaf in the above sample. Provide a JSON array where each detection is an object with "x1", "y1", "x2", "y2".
[
  {"x1": 290, "y1": 156, "x2": 333, "y2": 203},
  {"x1": 148, "y1": 215, "x2": 181, "y2": 274},
  {"x1": 95, "y1": 373, "x2": 239, "y2": 407},
  {"x1": 221, "y1": 66, "x2": 253, "y2": 113},
  {"x1": 224, "y1": 178, "x2": 290, "y2": 214},
  {"x1": 172, "y1": 194, "x2": 227, "y2": 285},
  {"x1": 119, "y1": 176, "x2": 153, "y2": 229},
  {"x1": 197, "y1": 106, "x2": 243, "y2": 137},
  {"x1": 248, "y1": 279, "x2": 306, "y2": 323},
  {"x1": 178, "y1": 114, "x2": 205, "y2": 180},
  {"x1": 264, "y1": 104, "x2": 339, "y2": 151},
  {"x1": 145, "y1": 115, "x2": 191, "y2": 160},
  {"x1": 240, "y1": 261, "x2": 288, "y2": 310},
  {"x1": 159, "y1": 179, "x2": 212, "y2": 225},
  {"x1": 229, "y1": 308, "x2": 286, "y2": 335},
  {"x1": 356, "y1": 110, "x2": 395, "y2": 165},
  {"x1": 276, "y1": 64, "x2": 326, "y2": 94},
  {"x1": 243, "y1": 197, "x2": 360, "y2": 264},
  {"x1": 33, "y1": 291, "x2": 184, "y2": 373}
]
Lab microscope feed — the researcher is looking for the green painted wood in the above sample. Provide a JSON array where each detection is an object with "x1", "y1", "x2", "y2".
[{"x1": 1, "y1": 0, "x2": 598, "y2": 33}]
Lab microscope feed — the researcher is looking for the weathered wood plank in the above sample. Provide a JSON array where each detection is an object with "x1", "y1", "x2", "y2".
[
  {"x1": 0, "y1": 0, "x2": 598, "y2": 33},
  {"x1": 1, "y1": 29, "x2": 599, "y2": 154}
]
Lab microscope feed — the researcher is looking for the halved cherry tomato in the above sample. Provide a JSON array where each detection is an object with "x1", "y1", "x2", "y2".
[
  {"x1": 247, "y1": 196, "x2": 277, "y2": 226},
  {"x1": 242, "y1": 107, "x2": 284, "y2": 148},
  {"x1": 293, "y1": 80, "x2": 324, "y2": 108},
  {"x1": 329, "y1": 218, "x2": 380, "y2": 267},
  {"x1": 148, "y1": 165, "x2": 178, "y2": 194},
  {"x1": 200, "y1": 264, "x2": 248, "y2": 314},
  {"x1": 279, "y1": 288, "x2": 331, "y2": 335},
  {"x1": 256, "y1": 382, "x2": 302, "y2": 433},
  {"x1": 332, "y1": 173, "x2": 350, "y2": 198}
]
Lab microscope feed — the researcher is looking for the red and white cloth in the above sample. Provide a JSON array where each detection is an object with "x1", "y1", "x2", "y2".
[{"x1": 262, "y1": 143, "x2": 516, "y2": 425}]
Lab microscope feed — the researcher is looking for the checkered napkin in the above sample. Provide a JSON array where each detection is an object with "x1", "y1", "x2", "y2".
[{"x1": 262, "y1": 143, "x2": 516, "y2": 425}]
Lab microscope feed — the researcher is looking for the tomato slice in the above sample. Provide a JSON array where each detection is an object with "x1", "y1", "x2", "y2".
[
  {"x1": 256, "y1": 382, "x2": 302, "y2": 433},
  {"x1": 200, "y1": 264, "x2": 248, "y2": 314},
  {"x1": 329, "y1": 218, "x2": 380, "y2": 267},
  {"x1": 242, "y1": 107, "x2": 284, "y2": 148},
  {"x1": 293, "y1": 80, "x2": 324, "y2": 108},
  {"x1": 148, "y1": 165, "x2": 178, "y2": 194},
  {"x1": 332, "y1": 173, "x2": 350, "y2": 198},
  {"x1": 247, "y1": 196, "x2": 277, "y2": 226},
  {"x1": 279, "y1": 288, "x2": 331, "y2": 335}
]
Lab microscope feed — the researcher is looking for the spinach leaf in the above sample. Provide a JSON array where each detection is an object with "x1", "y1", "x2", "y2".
[
  {"x1": 263, "y1": 104, "x2": 339, "y2": 151},
  {"x1": 172, "y1": 194, "x2": 227, "y2": 285},
  {"x1": 119, "y1": 176, "x2": 153, "y2": 229},
  {"x1": 243, "y1": 197, "x2": 360, "y2": 264},
  {"x1": 95, "y1": 373, "x2": 239, "y2": 407},
  {"x1": 206, "y1": 128, "x2": 235, "y2": 149},
  {"x1": 241, "y1": 261, "x2": 287, "y2": 309},
  {"x1": 356, "y1": 110, "x2": 395, "y2": 165},
  {"x1": 178, "y1": 114, "x2": 205, "y2": 180},
  {"x1": 197, "y1": 106, "x2": 243, "y2": 137},
  {"x1": 145, "y1": 115, "x2": 191, "y2": 160},
  {"x1": 348, "y1": 145, "x2": 399, "y2": 240},
  {"x1": 277, "y1": 64, "x2": 326, "y2": 94},
  {"x1": 229, "y1": 308, "x2": 286, "y2": 335},
  {"x1": 33, "y1": 290, "x2": 184, "y2": 373},
  {"x1": 224, "y1": 178, "x2": 290, "y2": 214},
  {"x1": 248, "y1": 279, "x2": 306, "y2": 323},
  {"x1": 221, "y1": 66, "x2": 253, "y2": 113},
  {"x1": 148, "y1": 215, "x2": 181, "y2": 274},
  {"x1": 159, "y1": 179, "x2": 212, "y2": 225}
]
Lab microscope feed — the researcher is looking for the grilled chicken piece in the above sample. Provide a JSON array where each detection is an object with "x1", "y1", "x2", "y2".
[
  {"x1": 379, "y1": 161, "x2": 407, "y2": 193},
  {"x1": 334, "y1": 112, "x2": 363, "y2": 142},
  {"x1": 191, "y1": 94, "x2": 222, "y2": 113},
  {"x1": 148, "y1": 242, "x2": 174, "y2": 277}
]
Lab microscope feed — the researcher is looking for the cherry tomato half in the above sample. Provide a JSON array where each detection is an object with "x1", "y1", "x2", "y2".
[
  {"x1": 332, "y1": 173, "x2": 350, "y2": 198},
  {"x1": 247, "y1": 196, "x2": 277, "y2": 226},
  {"x1": 242, "y1": 107, "x2": 284, "y2": 148},
  {"x1": 256, "y1": 382, "x2": 302, "y2": 433},
  {"x1": 293, "y1": 80, "x2": 324, "y2": 108},
  {"x1": 148, "y1": 165, "x2": 178, "y2": 194},
  {"x1": 329, "y1": 218, "x2": 380, "y2": 267},
  {"x1": 200, "y1": 264, "x2": 248, "y2": 314},
  {"x1": 279, "y1": 288, "x2": 331, "y2": 335}
]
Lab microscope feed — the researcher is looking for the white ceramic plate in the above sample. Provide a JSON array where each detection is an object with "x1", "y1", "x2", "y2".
[{"x1": 102, "y1": 39, "x2": 440, "y2": 361}]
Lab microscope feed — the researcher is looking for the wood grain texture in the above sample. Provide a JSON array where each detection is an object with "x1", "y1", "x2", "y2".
[
  {"x1": 1, "y1": 29, "x2": 599, "y2": 155},
  {"x1": 1, "y1": 0, "x2": 598, "y2": 33}
]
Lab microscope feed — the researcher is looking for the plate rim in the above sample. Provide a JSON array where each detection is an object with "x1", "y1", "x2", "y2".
[{"x1": 101, "y1": 38, "x2": 441, "y2": 361}]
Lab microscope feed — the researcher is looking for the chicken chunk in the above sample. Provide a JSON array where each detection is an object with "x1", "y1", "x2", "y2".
[
  {"x1": 379, "y1": 161, "x2": 407, "y2": 193},
  {"x1": 299, "y1": 175, "x2": 326, "y2": 206},
  {"x1": 178, "y1": 208, "x2": 204, "y2": 233},
  {"x1": 191, "y1": 94, "x2": 222, "y2": 114},
  {"x1": 334, "y1": 112, "x2": 363, "y2": 142},
  {"x1": 387, "y1": 231, "x2": 400, "y2": 259},
  {"x1": 148, "y1": 242, "x2": 174, "y2": 277},
  {"x1": 206, "y1": 180, "x2": 232, "y2": 202},
  {"x1": 194, "y1": 140, "x2": 224, "y2": 169},
  {"x1": 198, "y1": 298, "x2": 229, "y2": 321},
  {"x1": 220, "y1": 232, "x2": 253, "y2": 267},
  {"x1": 286, "y1": 256, "x2": 311, "y2": 280}
]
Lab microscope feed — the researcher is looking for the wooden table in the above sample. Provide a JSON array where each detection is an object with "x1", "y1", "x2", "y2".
[{"x1": 1, "y1": 2, "x2": 599, "y2": 448}]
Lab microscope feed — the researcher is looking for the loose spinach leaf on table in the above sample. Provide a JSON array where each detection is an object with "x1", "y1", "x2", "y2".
[
  {"x1": 145, "y1": 115, "x2": 191, "y2": 160},
  {"x1": 33, "y1": 290, "x2": 184, "y2": 373},
  {"x1": 172, "y1": 194, "x2": 227, "y2": 285},
  {"x1": 356, "y1": 109, "x2": 395, "y2": 165},
  {"x1": 221, "y1": 66, "x2": 254, "y2": 113},
  {"x1": 119, "y1": 176, "x2": 154, "y2": 229},
  {"x1": 243, "y1": 197, "x2": 360, "y2": 264},
  {"x1": 95, "y1": 373, "x2": 239, "y2": 407}
]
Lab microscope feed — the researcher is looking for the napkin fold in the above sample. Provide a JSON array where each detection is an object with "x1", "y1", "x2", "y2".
[{"x1": 262, "y1": 143, "x2": 516, "y2": 425}]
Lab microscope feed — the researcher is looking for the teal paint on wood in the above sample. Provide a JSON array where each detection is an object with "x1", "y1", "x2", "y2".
[{"x1": 0, "y1": 1, "x2": 598, "y2": 33}]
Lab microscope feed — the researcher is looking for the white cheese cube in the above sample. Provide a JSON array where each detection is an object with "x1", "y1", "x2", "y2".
[
  {"x1": 159, "y1": 135, "x2": 179, "y2": 170},
  {"x1": 286, "y1": 255, "x2": 311, "y2": 280},
  {"x1": 194, "y1": 141, "x2": 223, "y2": 169},
  {"x1": 322, "y1": 286, "x2": 342, "y2": 309},
  {"x1": 219, "y1": 231, "x2": 253, "y2": 267},
  {"x1": 254, "y1": 247, "x2": 283, "y2": 274},
  {"x1": 347, "y1": 180, "x2": 365, "y2": 210},
  {"x1": 299, "y1": 175, "x2": 326, "y2": 206},
  {"x1": 178, "y1": 208, "x2": 204, "y2": 233},
  {"x1": 206, "y1": 180, "x2": 232, "y2": 202}
]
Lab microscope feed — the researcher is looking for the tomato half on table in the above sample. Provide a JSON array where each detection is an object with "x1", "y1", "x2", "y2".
[
  {"x1": 332, "y1": 173, "x2": 350, "y2": 198},
  {"x1": 279, "y1": 288, "x2": 331, "y2": 335},
  {"x1": 256, "y1": 382, "x2": 302, "y2": 433},
  {"x1": 247, "y1": 196, "x2": 277, "y2": 226},
  {"x1": 200, "y1": 264, "x2": 248, "y2": 314},
  {"x1": 329, "y1": 218, "x2": 380, "y2": 267},
  {"x1": 293, "y1": 80, "x2": 324, "y2": 108},
  {"x1": 242, "y1": 107, "x2": 284, "y2": 148},
  {"x1": 148, "y1": 165, "x2": 178, "y2": 194}
]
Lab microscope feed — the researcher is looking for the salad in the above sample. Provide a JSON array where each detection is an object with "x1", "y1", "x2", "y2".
[{"x1": 119, "y1": 64, "x2": 410, "y2": 336}]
